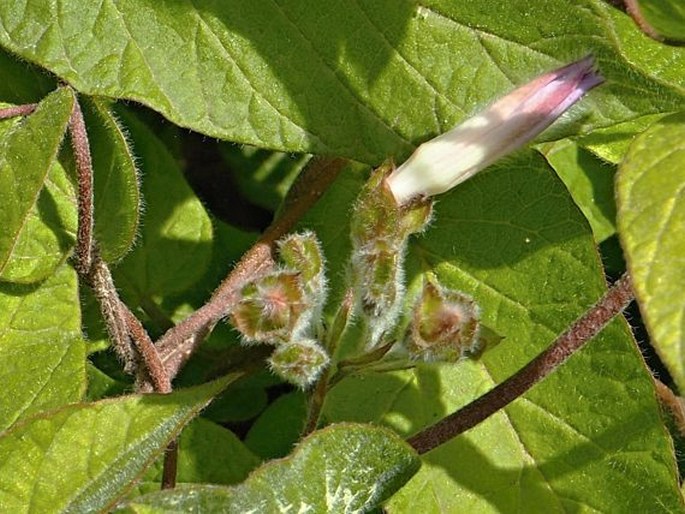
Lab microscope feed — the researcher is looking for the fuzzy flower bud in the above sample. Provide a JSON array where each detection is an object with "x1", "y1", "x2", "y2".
[
  {"x1": 406, "y1": 280, "x2": 480, "y2": 362},
  {"x1": 278, "y1": 231, "x2": 328, "y2": 325},
  {"x1": 349, "y1": 164, "x2": 432, "y2": 347},
  {"x1": 268, "y1": 339, "x2": 330, "y2": 389},
  {"x1": 386, "y1": 56, "x2": 604, "y2": 205},
  {"x1": 230, "y1": 271, "x2": 306, "y2": 344}
]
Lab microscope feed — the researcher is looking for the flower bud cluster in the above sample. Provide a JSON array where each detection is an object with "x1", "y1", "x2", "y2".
[
  {"x1": 229, "y1": 232, "x2": 329, "y2": 388},
  {"x1": 349, "y1": 162, "x2": 432, "y2": 347}
]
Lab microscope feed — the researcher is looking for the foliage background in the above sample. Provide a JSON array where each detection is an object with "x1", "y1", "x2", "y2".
[{"x1": 0, "y1": 0, "x2": 684, "y2": 512}]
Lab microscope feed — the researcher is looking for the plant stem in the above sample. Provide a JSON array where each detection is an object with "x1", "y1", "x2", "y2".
[
  {"x1": 156, "y1": 157, "x2": 348, "y2": 381},
  {"x1": 407, "y1": 272, "x2": 634, "y2": 454},
  {"x1": 66, "y1": 95, "x2": 178, "y2": 487},
  {"x1": 161, "y1": 439, "x2": 179, "y2": 490},
  {"x1": 0, "y1": 103, "x2": 37, "y2": 118},
  {"x1": 69, "y1": 97, "x2": 95, "y2": 276},
  {"x1": 302, "y1": 289, "x2": 356, "y2": 435}
]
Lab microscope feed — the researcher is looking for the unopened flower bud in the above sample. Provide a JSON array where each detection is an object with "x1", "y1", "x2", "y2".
[
  {"x1": 407, "y1": 280, "x2": 480, "y2": 362},
  {"x1": 278, "y1": 231, "x2": 328, "y2": 324},
  {"x1": 386, "y1": 56, "x2": 604, "y2": 205},
  {"x1": 349, "y1": 165, "x2": 432, "y2": 347},
  {"x1": 230, "y1": 271, "x2": 306, "y2": 344},
  {"x1": 268, "y1": 339, "x2": 330, "y2": 389}
]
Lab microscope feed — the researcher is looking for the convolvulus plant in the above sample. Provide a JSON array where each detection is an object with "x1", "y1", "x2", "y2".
[{"x1": 1, "y1": 2, "x2": 684, "y2": 513}]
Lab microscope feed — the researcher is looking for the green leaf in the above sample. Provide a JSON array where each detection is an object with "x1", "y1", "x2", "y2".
[
  {"x1": 0, "y1": 264, "x2": 86, "y2": 432},
  {"x1": 320, "y1": 151, "x2": 683, "y2": 512},
  {"x1": 219, "y1": 144, "x2": 309, "y2": 212},
  {"x1": 135, "y1": 417, "x2": 260, "y2": 491},
  {"x1": 616, "y1": 111, "x2": 685, "y2": 391},
  {"x1": 0, "y1": 46, "x2": 56, "y2": 104},
  {"x1": 578, "y1": 113, "x2": 668, "y2": 164},
  {"x1": 0, "y1": 88, "x2": 76, "y2": 283},
  {"x1": 83, "y1": 98, "x2": 140, "y2": 262},
  {"x1": 1, "y1": 1, "x2": 683, "y2": 163},
  {"x1": 119, "y1": 423, "x2": 420, "y2": 513},
  {"x1": 111, "y1": 107, "x2": 212, "y2": 309},
  {"x1": 539, "y1": 140, "x2": 616, "y2": 243},
  {"x1": 637, "y1": 0, "x2": 685, "y2": 41},
  {"x1": 244, "y1": 391, "x2": 307, "y2": 460},
  {"x1": 0, "y1": 374, "x2": 239, "y2": 513}
]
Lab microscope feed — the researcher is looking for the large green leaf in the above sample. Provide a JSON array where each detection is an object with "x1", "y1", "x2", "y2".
[
  {"x1": 0, "y1": 1, "x2": 683, "y2": 163},
  {"x1": 318, "y1": 151, "x2": 682, "y2": 512},
  {"x1": 0, "y1": 374, "x2": 239, "y2": 513},
  {"x1": 616, "y1": 111, "x2": 685, "y2": 391},
  {"x1": 0, "y1": 264, "x2": 85, "y2": 432},
  {"x1": 119, "y1": 423, "x2": 420, "y2": 513},
  {"x1": 0, "y1": 88, "x2": 75, "y2": 283}
]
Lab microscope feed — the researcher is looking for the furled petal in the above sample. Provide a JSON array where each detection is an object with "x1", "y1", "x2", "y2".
[{"x1": 386, "y1": 56, "x2": 604, "y2": 205}]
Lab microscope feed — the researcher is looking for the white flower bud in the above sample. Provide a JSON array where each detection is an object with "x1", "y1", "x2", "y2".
[{"x1": 386, "y1": 56, "x2": 603, "y2": 205}]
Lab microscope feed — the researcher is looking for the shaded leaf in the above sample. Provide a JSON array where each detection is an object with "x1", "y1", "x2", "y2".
[
  {"x1": 539, "y1": 140, "x2": 616, "y2": 243},
  {"x1": 0, "y1": 264, "x2": 85, "y2": 432},
  {"x1": 134, "y1": 417, "x2": 260, "y2": 492},
  {"x1": 111, "y1": 107, "x2": 212, "y2": 309},
  {"x1": 0, "y1": 374, "x2": 239, "y2": 513},
  {"x1": 219, "y1": 144, "x2": 309, "y2": 212},
  {"x1": 119, "y1": 423, "x2": 420, "y2": 513},
  {"x1": 0, "y1": 1, "x2": 683, "y2": 163},
  {"x1": 0, "y1": 88, "x2": 75, "y2": 282},
  {"x1": 244, "y1": 390, "x2": 307, "y2": 460},
  {"x1": 616, "y1": 111, "x2": 685, "y2": 390},
  {"x1": 0, "y1": 46, "x2": 56, "y2": 104}
]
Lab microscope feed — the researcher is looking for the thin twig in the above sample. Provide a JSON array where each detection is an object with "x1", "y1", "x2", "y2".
[
  {"x1": 0, "y1": 103, "x2": 37, "y2": 119},
  {"x1": 69, "y1": 98, "x2": 95, "y2": 275},
  {"x1": 155, "y1": 157, "x2": 348, "y2": 381},
  {"x1": 407, "y1": 272, "x2": 634, "y2": 454}
]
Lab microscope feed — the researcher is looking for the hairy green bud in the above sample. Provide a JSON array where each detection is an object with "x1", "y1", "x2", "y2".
[
  {"x1": 406, "y1": 280, "x2": 481, "y2": 362},
  {"x1": 268, "y1": 339, "x2": 330, "y2": 389}
]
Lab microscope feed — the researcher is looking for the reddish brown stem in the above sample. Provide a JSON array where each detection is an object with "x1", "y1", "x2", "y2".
[
  {"x1": 624, "y1": 0, "x2": 662, "y2": 40},
  {"x1": 156, "y1": 157, "x2": 348, "y2": 381},
  {"x1": 69, "y1": 98, "x2": 95, "y2": 275},
  {"x1": 122, "y1": 307, "x2": 171, "y2": 393},
  {"x1": 0, "y1": 103, "x2": 37, "y2": 118},
  {"x1": 161, "y1": 438, "x2": 179, "y2": 490},
  {"x1": 66, "y1": 95, "x2": 177, "y2": 486},
  {"x1": 407, "y1": 272, "x2": 634, "y2": 454}
]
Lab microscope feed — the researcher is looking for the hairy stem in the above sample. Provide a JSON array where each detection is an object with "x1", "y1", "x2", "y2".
[
  {"x1": 0, "y1": 103, "x2": 37, "y2": 119},
  {"x1": 156, "y1": 157, "x2": 348, "y2": 381},
  {"x1": 407, "y1": 272, "x2": 634, "y2": 454},
  {"x1": 69, "y1": 98, "x2": 95, "y2": 275},
  {"x1": 66, "y1": 96, "x2": 177, "y2": 486}
]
